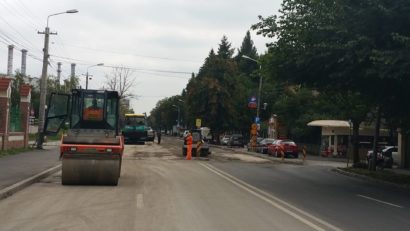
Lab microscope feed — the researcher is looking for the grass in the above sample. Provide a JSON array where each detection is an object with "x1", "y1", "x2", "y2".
[
  {"x1": 0, "y1": 147, "x2": 34, "y2": 158},
  {"x1": 340, "y1": 167, "x2": 410, "y2": 187},
  {"x1": 29, "y1": 131, "x2": 64, "y2": 141}
]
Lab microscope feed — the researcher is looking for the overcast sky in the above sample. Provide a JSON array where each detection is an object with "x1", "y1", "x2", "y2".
[{"x1": 0, "y1": 0, "x2": 281, "y2": 114}]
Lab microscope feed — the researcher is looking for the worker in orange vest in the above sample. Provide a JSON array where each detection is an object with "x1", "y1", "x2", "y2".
[{"x1": 185, "y1": 132, "x2": 193, "y2": 160}]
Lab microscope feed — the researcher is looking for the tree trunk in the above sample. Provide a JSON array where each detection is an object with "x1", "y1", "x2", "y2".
[
  {"x1": 352, "y1": 120, "x2": 360, "y2": 165},
  {"x1": 370, "y1": 107, "x2": 382, "y2": 171}
]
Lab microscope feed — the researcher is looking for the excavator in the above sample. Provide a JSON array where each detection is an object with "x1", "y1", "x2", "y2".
[{"x1": 44, "y1": 89, "x2": 124, "y2": 185}]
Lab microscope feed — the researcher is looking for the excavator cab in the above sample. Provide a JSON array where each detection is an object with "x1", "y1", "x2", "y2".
[{"x1": 44, "y1": 89, "x2": 124, "y2": 185}]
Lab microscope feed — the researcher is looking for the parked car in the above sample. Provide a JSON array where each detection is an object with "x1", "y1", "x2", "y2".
[
  {"x1": 256, "y1": 138, "x2": 276, "y2": 154},
  {"x1": 268, "y1": 139, "x2": 299, "y2": 158},
  {"x1": 366, "y1": 146, "x2": 397, "y2": 168},
  {"x1": 228, "y1": 134, "x2": 244, "y2": 147},
  {"x1": 221, "y1": 135, "x2": 231, "y2": 145},
  {"x1": 146, "y1": 127, "x2": 155, "y2": 141}
]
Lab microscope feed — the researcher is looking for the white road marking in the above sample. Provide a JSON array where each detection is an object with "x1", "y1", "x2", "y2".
[
  {"x1": 137, "y1": 194, "x2": 144, "y2": 209},
  {"x1": 357, "y1": 194, "x2": 403, "y2": 208},
  {"x1": 200, "y1": 162, "x2": 343, "y2": 231}
]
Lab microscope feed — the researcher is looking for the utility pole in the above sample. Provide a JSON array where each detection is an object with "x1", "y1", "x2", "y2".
[
  {"x1": 36, "y1": 27, "x2": 56, "y2": 149},
  {"x1": 36, "y1": 9, "x2": 78, "y2": 149},
  {"x1": 86, "y1": 71, "x2": 89, "y2": 89},
  {"x1": 57, "y1": 62, "x2": 62, "y2": 91}
]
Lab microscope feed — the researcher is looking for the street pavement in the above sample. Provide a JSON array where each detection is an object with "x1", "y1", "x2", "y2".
[{"x1": 0, "y1": 141, "x2": 60, "y2": 192}]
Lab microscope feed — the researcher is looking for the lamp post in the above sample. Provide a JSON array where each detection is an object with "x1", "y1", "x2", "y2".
[
  {"x1": 242, "y1": 55, "x2": 262, "y2": 119},
  {"x1": 86, "y1": 63, "x2": 104, "y2": 89},
  {"x1": 36, "y1": 9, "x2": 78, "y2": 149}
]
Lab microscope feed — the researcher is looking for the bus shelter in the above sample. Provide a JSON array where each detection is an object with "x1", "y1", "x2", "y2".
[{"x1": 307, "y1": 120, "x2": 391, "y2": 157}]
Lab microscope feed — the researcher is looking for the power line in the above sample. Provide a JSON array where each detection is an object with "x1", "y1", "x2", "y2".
[
  {"x1": 48, "y1": 55, "x2": 192, "y2": 75},
  {"x1": 0, "y1": 11, "x2": 41, "y2": 53},
  {"x1": 14, "y1": 0, "x2": 44, "y2": 27},
  {"x1": 104, "y1": 65, "x2": 192, "y2": 75},
  {"x1": 53, "y1": 42, "x2": 202, "y2": 63},
  {"x1": 2, "y1": 0, "x2": 41, "y2": 30}
]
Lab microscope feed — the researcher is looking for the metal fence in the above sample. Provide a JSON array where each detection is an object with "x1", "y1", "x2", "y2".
[{"x1": 9, "y1": 105, "x2": 22, "y2": 132}]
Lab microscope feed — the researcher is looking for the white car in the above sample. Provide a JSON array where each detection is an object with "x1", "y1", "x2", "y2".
[{"x1": 147, "y1": 127, "x2": 155, "y2": 141}]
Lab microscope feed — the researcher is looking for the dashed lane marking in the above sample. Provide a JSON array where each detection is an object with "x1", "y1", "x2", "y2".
[{"x1": 357, "y1": 194, "x2": 403, "y2": 208}]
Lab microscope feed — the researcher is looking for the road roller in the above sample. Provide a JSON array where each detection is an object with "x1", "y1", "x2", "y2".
[{"x1": 44, "y1": 89, "x2": 124, "y2": 185}]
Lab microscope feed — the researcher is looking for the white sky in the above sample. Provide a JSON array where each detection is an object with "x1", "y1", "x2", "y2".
[{"x1": 0, "y1": 0, "x2": 281, "y2": 114}]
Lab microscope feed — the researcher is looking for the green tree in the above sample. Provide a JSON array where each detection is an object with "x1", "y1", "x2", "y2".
[
  {"x1": 252, "y1": 0, "x2": 410, "y2": 165},
  {"x1": 10, "y1": 71, "x2": 25, "y2": 107}
]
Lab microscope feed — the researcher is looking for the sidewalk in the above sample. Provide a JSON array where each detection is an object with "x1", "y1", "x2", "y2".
[{"x1": 0, "y1": 142, "x2": 61, "y2": 193}]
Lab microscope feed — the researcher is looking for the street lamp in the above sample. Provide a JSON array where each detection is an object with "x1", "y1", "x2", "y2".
[
  {"x1": 86, "y1": 63, "x2": 104, "y2": 89},
  {"x1": 242, "y1": 55, "x2": 262, "y2": 119},
  {"x1": 36, "y1": 9, "x2": 78, "y2": 149}
]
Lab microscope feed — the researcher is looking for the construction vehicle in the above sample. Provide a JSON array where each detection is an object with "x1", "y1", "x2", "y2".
[
  {"x1": 122, "y1": 114, "x2": 153, "y2": 143},
  {"x1": 44, "y1": 89, "x2": 124, "y2": 185}
]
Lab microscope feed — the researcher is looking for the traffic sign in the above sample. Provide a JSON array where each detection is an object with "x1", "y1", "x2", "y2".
[{"x1": 255, "y1": 117, "x2": 260, "y2": 124}]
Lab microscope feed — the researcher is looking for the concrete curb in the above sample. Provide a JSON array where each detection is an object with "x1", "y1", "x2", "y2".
[
  {"x1": 0, "y1": 164, "x2": 62, "y2": 200},
  {"x1": 332, "y1": 168, "x2": 410, "y2": 191},
  {"x1": 210, "y1": 145, "x2": 304, "y2": 165}
]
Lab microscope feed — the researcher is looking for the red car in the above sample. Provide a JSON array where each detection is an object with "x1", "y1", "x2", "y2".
[{"x1": 267, "y1": 139, "x2": 299, "y2": 158}]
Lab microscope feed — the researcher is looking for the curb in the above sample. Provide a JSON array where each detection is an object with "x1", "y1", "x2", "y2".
[
  {"x1": 210, "y1": 145, "x2": 304, "y2": 165},
  {"x1": 332, "y1": 168, "x2": 410, "y2": 190},
  {"x1": 0, "y1": 164, "x2": 62, "y2": 200}
]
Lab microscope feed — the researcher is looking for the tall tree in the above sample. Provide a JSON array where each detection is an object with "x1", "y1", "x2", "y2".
[
  {"x1": 185, "y1": 36, "x2": 241, "y2": 139},
  {"x1": 217, "y1": 35, "x2": 234, "y2": 59},
  {"x1": 236, "y1": 31, "x2": 259, "y2": 76},
  {"x1": 252, "y1": 0, "x2": 410, "y2": 165}
]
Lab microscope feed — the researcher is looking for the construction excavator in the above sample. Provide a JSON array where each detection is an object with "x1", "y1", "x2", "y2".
[{"x1": 44, "y1": 89, "x2": 124, "y2": 185}]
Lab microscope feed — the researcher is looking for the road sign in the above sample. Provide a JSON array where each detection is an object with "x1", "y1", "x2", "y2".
[
  {"x1": 196, "y1": 118, "x2": 201, "y2": 128},
  {"x1": 248, "y1": 95, "x2": 257, "y2": 109},
  {"x1": 255, "y1": 117, "x2": 260, "y2": 124}
]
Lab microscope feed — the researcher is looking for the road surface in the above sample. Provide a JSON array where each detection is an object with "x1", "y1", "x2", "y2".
[{"x1": 0, "y1": 136, "x2": 409, "y2": 231}]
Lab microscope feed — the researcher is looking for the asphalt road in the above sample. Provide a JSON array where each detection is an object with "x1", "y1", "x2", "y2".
[{"x1": 0, "y1": 136, "x2": 409, "y2": 231}]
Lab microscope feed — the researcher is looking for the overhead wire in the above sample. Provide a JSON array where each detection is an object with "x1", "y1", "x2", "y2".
[
  {"x1": 14, "y1": 0, "x2": 44, "y2": 27},
  {"x1": 0, "y1": 11, "x2": 41, "y2": 53},
  {"x1": 53, "y1": 42, "x2": 202, "y2": 63},
  {"x1": 2, "y1": 0, "x2": 42, "y2": 31}
]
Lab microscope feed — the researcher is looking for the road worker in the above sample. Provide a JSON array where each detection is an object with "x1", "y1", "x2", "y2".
[
  {"x1": 185, "y1": 132, "x2": 193, "y2": 160},
  {"x1": 157, "y1": 129, "x2": 161, "y2": 144}
]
